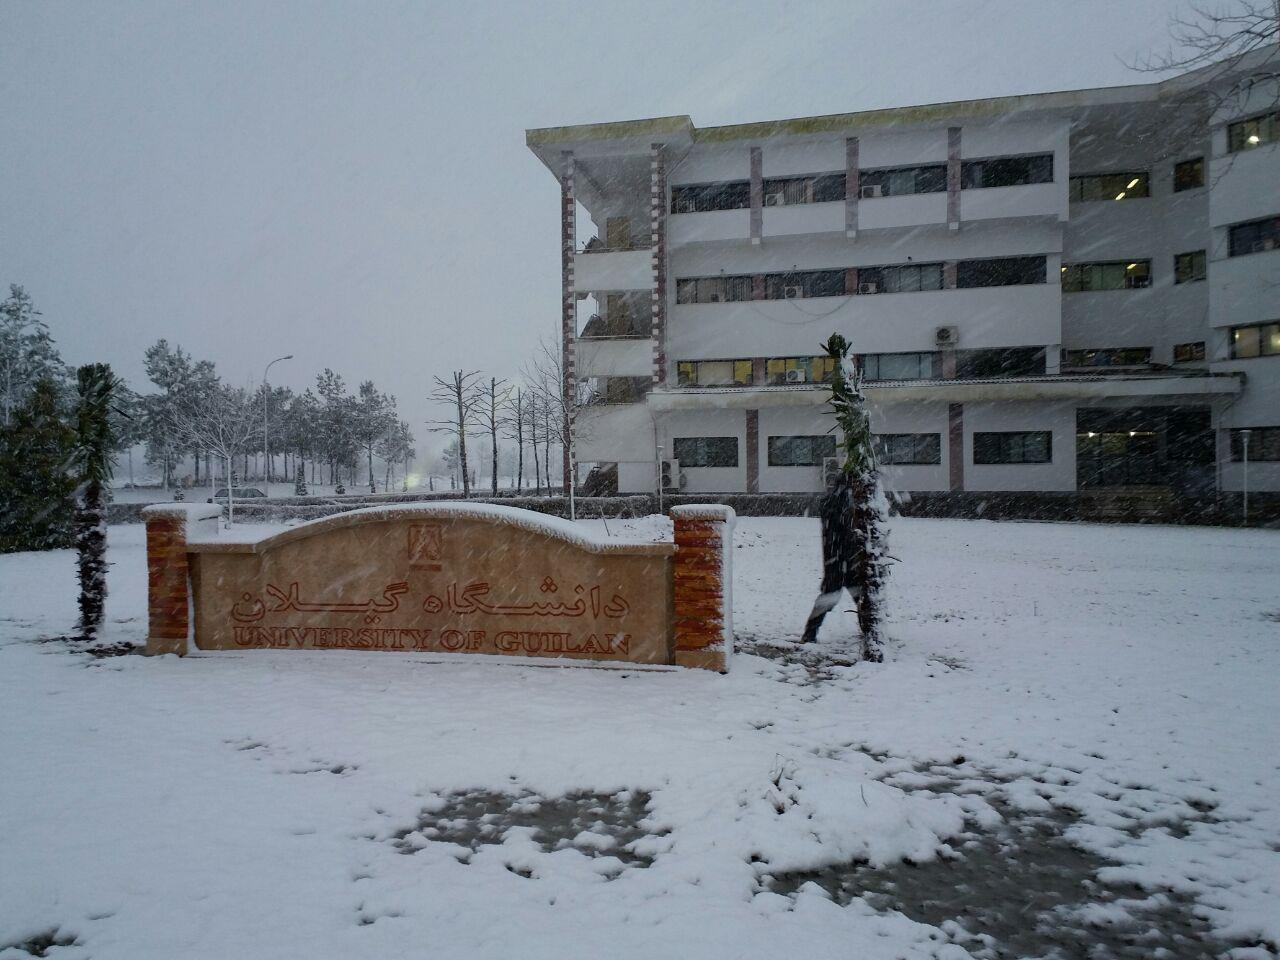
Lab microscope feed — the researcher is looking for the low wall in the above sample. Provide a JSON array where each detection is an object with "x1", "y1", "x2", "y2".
[{"x1": 141, "y1": 501, "x2": 735, "y2": 671}]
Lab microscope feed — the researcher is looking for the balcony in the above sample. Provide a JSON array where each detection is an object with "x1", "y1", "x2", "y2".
[
  {"x1": 574, "y1": 242, "x2": 652, "y2": 293},
  {"x1": 575, "y1": 337, "x2": 653, "y2": 378}
]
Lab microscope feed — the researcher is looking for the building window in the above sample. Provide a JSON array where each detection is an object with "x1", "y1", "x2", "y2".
[
  {"x1": 960, "y1": 153, "x2": 1054, "y2": 189},
  {"x1": 857, "y1": 262, "x2": 944, "y2": 294},
  {"x1": 673, "y1": 436, "x2": 738, "y2": 468},
  {"x1": 675, "y1": 275, "x2": 754, "y2": 304},
  {"x1": 1230, "y1": 427, "x2": 1280, "y2": 461},
  {"x1": 1173, "y1": 341, "x2": 1206, "y2": 363},
  {"x1": 1173, "y1": 157, "x2": 1204, "y2": 191},
  {"x1": 973, "y1": 431, "x2": 1052, "y2": 464},
  {"x1": 1174, "y1": 250, "x2": 1207, "y2": 283},
  {"x1": 1227, "y1": 112, "x2": 1280, "y2": 152},
  {"x1": 767, "y1": 435, "x2": 837, "y2": 466},
  {"x1": 1230, "y1": 322, "x2": 1280, "y2": 359},
  {"x1": 873, "y1": 433, "x2": 942, "y2": 465},
  {"x1": 670, "y1": 181, "x2": 750, "y2": 214},
  {"x1": 1061, "y1": 260, "x2": 1152, "y2": 291},
  {"x1": 582, "y1": 377, "x2": 651, "y2": 405},
  {"x1": 1068, "y1": 172, "x2": 1150, "y2": 201},
  {"x1": 1228, "y1": 216, "x2": 1280, "y2": 257},
  {"x1": 764, "y1": 270, "x2": 846, "y2": 300},
  {"x1": 765, "y1": 356, "x2": 836, "y2": 385},
  {"x1": 955, "y1": 347, "x2": 1047, "y2": 379},
  {"x1": 861, "y1": 352, "x2": 934, "y2": 381},
  {"x1": 1062, "y1": 347, "x2": 1153, "y2": 368},
  {"x1": 676, "y1": 359, "x2": 754, "y2": 388},
  {"x1": 858, "y1": 164, "x2": 946, "y2": 197},
  {"x1": 763, "y1": 173, "x2": 845, "y2": 205},
  {"x1": 956, "y1": 256, "x2": 1047, "y2": 288}
]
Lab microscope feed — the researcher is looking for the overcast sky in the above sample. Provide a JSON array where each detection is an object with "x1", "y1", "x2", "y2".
[{"x1": 1, "y1": 0, "x2": 1192, "y2": 456}]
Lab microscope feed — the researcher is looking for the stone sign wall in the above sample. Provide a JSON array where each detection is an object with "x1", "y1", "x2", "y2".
[{"x1": 141, "y1": 502, "x2": 735, "y2": 671}]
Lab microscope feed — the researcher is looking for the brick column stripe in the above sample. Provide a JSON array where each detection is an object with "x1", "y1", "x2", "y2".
[
  {"x1": 671, "y1": 505, "x2": 735, "y2": 672},
  {"x1": 749, "y1": 146, "x2": 763, "y2": 244},
  {"x1": 948, "y1": 402, "x2": 964, "y2": 493},
  {"x1": 845, "y1": 136, "x2": 859, "y2": 237},
  {"x1": 947, "y1": 127, "x2": 961, "y2": 230},
  {"x1": 561, "y1": 150, "x2": 576, "y2": 492},
  {"x1": 650, "y1": 143, "x2": 668, "y2": 386},
  {"x1": 745, "y1": 409, "x2": 760, "y2": 494}
]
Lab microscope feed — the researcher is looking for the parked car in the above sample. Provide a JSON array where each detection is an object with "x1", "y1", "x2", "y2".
[{"x1": 207, "y1": 487, "x2": 267, "y2": 502}]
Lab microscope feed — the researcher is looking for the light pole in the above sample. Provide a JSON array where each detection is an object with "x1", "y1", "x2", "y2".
[
  {"x1": 1241, "y1": 429, "x2": 1251, "y2": 526},
  {"x1": 263, "y1": 354, "x2": 293, "y2": 489}
]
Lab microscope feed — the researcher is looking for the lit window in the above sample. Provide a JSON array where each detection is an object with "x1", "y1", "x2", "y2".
[
  {"x1": 1068, "y1": 172, "x2": 1150, "y2": 201},
  {"x1": 1227, "y1": 113, "x2": 1279, "y2": 152}
]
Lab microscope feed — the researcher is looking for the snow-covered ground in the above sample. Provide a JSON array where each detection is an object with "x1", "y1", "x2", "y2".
[{"x1": 1, "y1": 517, "x2": 1277, "y2": 959}]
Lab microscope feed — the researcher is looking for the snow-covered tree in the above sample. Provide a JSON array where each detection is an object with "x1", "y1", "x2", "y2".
[
  {"x1": 168, "y1": 384, "x2": 259, "y2": 525},
  {"x1": 73, "y1": 363, "x2": 118, "y2": 640},
  {"x1": 352, "y1": 380, "x2": 397, "y2": 493},
  {"x1": 0, "y1": 377, "x2": 76, "y2": 553},
  {"x1": 0, "y1": 285, "x2": 65, "y2": 428}
]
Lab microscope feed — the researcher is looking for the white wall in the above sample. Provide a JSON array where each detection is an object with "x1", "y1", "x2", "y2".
[
  {"x1": 963, "y1": 400, "x2": 1077, "y2": 491},
  {"x1": 657, "y1": 408, "x2": 747, "y2": 494}
]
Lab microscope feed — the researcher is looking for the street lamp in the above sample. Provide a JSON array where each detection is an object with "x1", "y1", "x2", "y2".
[
  {"x1": 263, "y1": 354, "x2": 293, "y2": 488},
  {"x1": 1241, "y1": 429, "x2": 1251, "y2": 526}
]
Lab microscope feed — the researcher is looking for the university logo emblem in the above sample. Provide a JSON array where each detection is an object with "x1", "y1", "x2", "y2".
[{"x1": 408, "y1": 521, "x2": 444, "y2": 570}]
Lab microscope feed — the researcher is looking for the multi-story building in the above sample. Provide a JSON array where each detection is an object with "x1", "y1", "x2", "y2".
[{"x1": 526, "y1": 50, "x2": 1280, "y2": 512}]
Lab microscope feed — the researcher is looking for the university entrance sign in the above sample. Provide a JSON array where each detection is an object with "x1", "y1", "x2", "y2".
[{"x1": 141, "y1": 502, "x2": 734, "y2": 670}]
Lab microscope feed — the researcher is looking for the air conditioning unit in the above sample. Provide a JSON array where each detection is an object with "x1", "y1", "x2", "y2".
[
  {"x1": 783, "y1": 284, "x2": 805, "y2": 299},
  {"x1": 660, "y1": 459, "x2": 681, "y2": 493},
  {"x1": 935, "y1": 325, "x2": 959, "y2": 347},
  {"x1": 861, "y1": 184, "x2": 883, "y2": 199},
  {"x1": 764, "y1": 192, "x2": 785, "y2": 206},
  {"x1": 822, "y1": 456, "x2": 843, "y2": 488},
  {"x1": 858, "y1": 281, "x2": 880, "y2": 295},
  {"x1": 785, "y1": 368, "x2": 807, "y2": 384}
]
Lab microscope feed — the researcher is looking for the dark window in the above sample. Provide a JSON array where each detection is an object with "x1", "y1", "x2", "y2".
[
  {"x1": 1230, "y1": 427, "x2": 1280, "y2": 461},
  {"x1": 676, "y1": 359, "x2": 754, "y2": 387},
  {"x1": 675, "y1": 274, "x2": 754, "y2": 304},
  {"x1": 1062, "y1": 348, "x2": 1152, "y2": 368},
  {"x1": 1230, "y1": 322, "x2": 1280, "y2": 359},
  {"x1": 673, "y1": 436, "x2": 738, "y2": 468},
  {"x1": 955, "y1": 347, "x2": 1047, "y2": 379},
  {"x1": 670, "y1": 181, "x2": 750, "y2": 214},
  {"x1": 583, "y1": 377, "x2": 651, "y2": 405},
  {"x1": 763, "y1": 269, "x2": 846, "y2": 300},
  {"x1": 859, "y1": 164, "x2": 947, "y2": 197},
  {"x1": 1173, "y1": 341, "x2": 1206, "y2": 363},
  {"x1": 960, "y1": 154, "x2": 1053, "y2": 189},
  {"x1": 1173, "y1": 157, "x2": 1204, "y2": 191},
  {"x1": 1061, "y1": 260, "x2": 1152, "y2": 291},
  {"x1": 973, "y1": 431, "x2": 1053, "y2": 464},
  {"x1": 1228, "y1": 217, "x2": 1280, "y2": 257},
  {"x1": 767, "y1": 435, "x2": 837, "y2": 466},
  {"x1": 858, "y1": 262, "x2": 944, "y2": 294},
  {"x1": 1227, "y1": 112, "x2": 1280, "y2": 152},
  {"x1": 956, "y1": 256, "x2": 1046, "y2": 287},
  {"x1": 873, "y1": 433, "x2": 942, "y2": 465},
  {"x1": 1174, "y1": 250, "x2": 1207, "y2": 283},
  {"x1": 1068, "y1": 172, "x2": 1150, "y2": 201},
  {"x1": 862, "y1": 352, "x2": 935, "y2": 380},
  {"x1": 763, "y1": 173, "x2": 845, "y2": 205},
  {"x1": 764, "y1": 356, "x2": 836, "y2": 385}
]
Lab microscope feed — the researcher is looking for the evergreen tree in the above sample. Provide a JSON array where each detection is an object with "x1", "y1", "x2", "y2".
[
  {"x1": 0, "y1": 378, "x2": 76, "y2": 552},
  {"x1": 800, "y1": 334, "x2": 890, "y2": 661},
  {"x1": 1, "y1": 285, "x2": 65, "y2": 428},
  {"x1": 73, "y1": 364, "x2": 118, "y2": 639}
]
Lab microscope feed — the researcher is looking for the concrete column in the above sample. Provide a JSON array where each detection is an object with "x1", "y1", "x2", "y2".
[
  {"x1": 142, "y1": 503, "x2": 221, "y2": 655},
  {"x1": 943, "y1": 261, "x2": 958, "y2": 289},
  {"x1": 845, "y1": 136, "x2": 859, "y2": 238},
  {"x1": 671, "y1": 505, "x2": 736, "y2": 671},
  {"x1": 948, "y1": 402, "x2": 965, "y2": 492},
  {"x1": 749, "y1": 146, "x2": 763, "y2": 244},
  {"x1": 649, "y1": 143, "x2": 668, "y2": 386},
  {"x1": 752, "y1": 275, "x2": 766, "y2": 300},
  {"x1": 561, "y1": 151, "x2": 576, "y2": 491},
  {"x1": 947, "y1": 127, "x2": 961, "y2": 230},
  {"x1": 745, "y1": 409, "x2": 760, "y2": 494},
  {"x1": 844, "y1": 266, "x2": 860, "y2": 295}
]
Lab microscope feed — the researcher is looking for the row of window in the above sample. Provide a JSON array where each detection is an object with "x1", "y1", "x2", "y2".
[
  {"x1": 671, "y1": 431, "x2": 1053, "y2": 467},
  {"x1": 1229, "y1": 216, "x2": 1280, "y2": 257},
  {"x1": 1230, "y1": 322, "x2": 1280, "y2": 359},
  {"x1": 676, "y1": 348, "x2": 1048, "y2": 388}
]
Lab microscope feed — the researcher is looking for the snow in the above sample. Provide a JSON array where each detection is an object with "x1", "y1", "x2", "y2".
[{"x1": 1, "y1": 517, "x2": 1278, "y2": 958}]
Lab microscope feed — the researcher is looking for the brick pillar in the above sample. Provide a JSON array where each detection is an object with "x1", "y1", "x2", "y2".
[
  {"x1": 749, "y1": 146, "x2": 763, "y2": 244},
  {"x1": 671, "y1": 505, "x2": 736, "y2": 671},
  {"x1": 948, "y1": 403, "x2": 964, "y2": 492},
  {"x1": 649, "y1": 143, "x2": 668, "y2": 386},
  {"x1": 947, "y1": 127, "x2": 961, "y2": 230},
  {"x1": 141, "y1": 504, "x2": 221, "y2": 655},
  {"x1": 561, "y1": 150, "x2": 576, "y2": 492},
  {"x1": 745, "y1": 410, "x2": 760, "y2": 494},
  {"x1": 845, "y1": 136, "x2": 859, "y2": 238}
]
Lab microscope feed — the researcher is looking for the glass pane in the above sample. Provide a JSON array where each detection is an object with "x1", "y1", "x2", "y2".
[
  {"x1": 1266, "y1": 324, "x2": 1280, "y2": 356},
  {"x1": 698, "y1": 361, "x2": 732, "y2": 385}
]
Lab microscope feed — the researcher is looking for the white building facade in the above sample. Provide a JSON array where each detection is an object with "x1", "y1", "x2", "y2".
[{"x1": 527, "y1": 54, "x2": 1280, "y2": 510}]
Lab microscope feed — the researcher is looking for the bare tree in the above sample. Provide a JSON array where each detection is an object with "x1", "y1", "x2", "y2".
[
  {"x1": 523, "y1": 335, "x2": 594, "y2": 516},
  {"x1": 474, "y1": 376, "x2": 509, "y2": 497},
  {"x1": 502, "y1": 387, "x2": 529, "y2": 494},
  {"x1": 427, "y1": 370, "x2": 482, "y2": 498},
  {"x1": 169, "y1": 384, "x2": 260, "y2": 525}
]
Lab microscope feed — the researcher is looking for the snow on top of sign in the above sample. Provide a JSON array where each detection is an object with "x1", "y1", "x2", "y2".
[
  {"x1": 669, "y1": 504, "x2": 737, "y2": 522},
  {"x1": 189, "y1": 501, "x2": 680, "y2": 554}
]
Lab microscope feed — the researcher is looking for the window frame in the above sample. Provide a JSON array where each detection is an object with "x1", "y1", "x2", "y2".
[
  {"x1": 959, "y1": 153, "x2": 1054, "y2": 189},
  {"x1": 764, "y1": 356, "x2": 836, "y2": 386},
  {"x1": 862, "y1": 352, "x2": 935, "y2": 381},
  {"x1": 858, "y1": 163, "x2": 947, "y2": 197},
  {"x1": 1228, "y1": 216, "x2": 1280, "y2": 257},
  {"x1": 766, "y1": 435, "x2": 837, "y2": 467},
  {"x1": 873, "y1": 433, "x2": 943, "y2": 465},
  {"x1": 1172, "y1": 341, "x2": 1207, "y2": 363},
  {"x1": 1061, "y1": 260, "x2": 1152, "y2": 292},
  {"x1": 676, "y1": 358, "x2": 754, "y2": 388},
  {"x1": 670, "y1": 180, "x2": 751, "y2": 214},
  {"x1": 972, "y1": 431, "x2": 1053, "y2": 465},
  {"x1": 1173, "y1": 157, "x2": 1205, "y2": 192},
  {"x1": 762, "y1": 172, "x2": 845, "y2": 206},
  {"x1": 1173, "y1": 250, "x2": 1207, "y2": 284},
  {"x1": 955, "y1": 256, "x2": 1047, "y2": 288},
  {"x1": 672, "y1": 436, "x2": 739, "y2": 468},
  {"x1": 1229, "y1": 322, "x2": 1280, "y2": 359},
  {"x1": 1067, "y1": 171, "x2": 1151, "y2": 202},
  {"x1": 1227, "y1": 112, "x2": 1280, "y2": 153},
  {"x1": 1061, "y1": 347, "x2": 1153, "y2": 368}
]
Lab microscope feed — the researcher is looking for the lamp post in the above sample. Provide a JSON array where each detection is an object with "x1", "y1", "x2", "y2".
[
  {"x1": 1241, "y1": 429, "x2": 1251, "y2": 526},
  {"x1": 263, "y1": 354, "x2": 293, "y2": 488}
]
